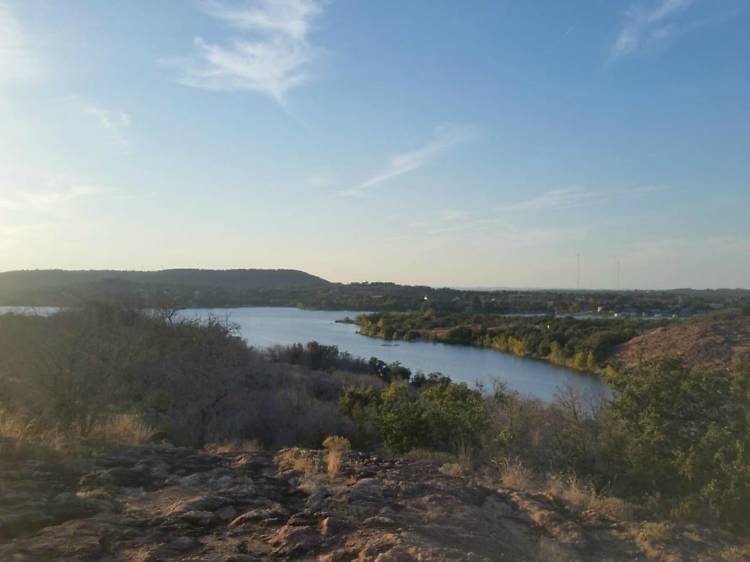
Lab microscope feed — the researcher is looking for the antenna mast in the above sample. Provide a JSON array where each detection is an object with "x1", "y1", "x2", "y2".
[{"x1": 616, "y1": 258, "x2": 621, "y2": 290}]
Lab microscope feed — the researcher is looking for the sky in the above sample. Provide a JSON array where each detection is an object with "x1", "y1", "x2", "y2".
[{"x1": 0, "y1": 0, "x2": 748, "y2": 289}]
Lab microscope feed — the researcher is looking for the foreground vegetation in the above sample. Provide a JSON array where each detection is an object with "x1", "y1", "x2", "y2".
[
  {"x1": 1, "y1": 303, "x2": 748, "y2": 532},
  {"x1": 0, "y1": 304, "x2": 359, "y2": 449},
  {"x1": 356, "y1": 310, "x2": 664, "y2": 372}
]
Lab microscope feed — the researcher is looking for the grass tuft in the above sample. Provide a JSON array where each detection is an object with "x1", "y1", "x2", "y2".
[{"x1": 322, "y1": 435, "x2": 351, "y2": 477}]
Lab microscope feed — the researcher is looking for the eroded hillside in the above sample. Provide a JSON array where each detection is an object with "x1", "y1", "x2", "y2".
[{"x1": 614, "y1": 310, "x2": 750, "y2": 371}]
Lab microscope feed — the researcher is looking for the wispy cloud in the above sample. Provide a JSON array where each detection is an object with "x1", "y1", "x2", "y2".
[
  {"x1": 0, "y1": 173, "x2": 113, "y2": 211},
  {"x1": 0, "y1": 1, "x2": 38, "y2": 84},
  {"x1": 84, "y1": 103, "x2": 131, "y2": 144},
  {"x1": 167, "y1": 0, "x2": 327, "y2": 104},
  {"x1": 496, "y1": 185, "x2": 669, "y2": 213},
  {"x1": 403, "y1": 209, "x2": 589, "y2": 248},
  {"x1": 341, "y1": 124, "x2": 478, "y2": 197},
  {"x1": 0, "y1": 169, "x2": 115, "y2": 255},
  {"x1": 62, "y1": 97, "x2": 132, "y2": 145},
  {"x1": 23, "y1": 184, "x2": 109, "y2": 208},
  {"x1": 496, "y1": 187, "x2": 599, "y2": 213},
  {"x1": 84, "y1": 105, "x2": 131, "y2": 131},
  {"x1": 610, "y1": 0, "x2": 698, "y2": 59}
]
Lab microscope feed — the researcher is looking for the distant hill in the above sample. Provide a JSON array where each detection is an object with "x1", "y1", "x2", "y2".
[
  {"x1": 0, "y1": 269, "x2": 330, "y2": 306},
  {"x1": 0, "y1": 268, "x2": 329, "y2": 290},
  {"x1": 1, "y1": 268, "x2": 748, "y2": 312}
]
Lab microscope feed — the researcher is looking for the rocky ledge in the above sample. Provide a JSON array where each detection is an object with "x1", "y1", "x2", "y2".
[{"x1": 0, "y1": 443, "x2": 745, "y2": 561}]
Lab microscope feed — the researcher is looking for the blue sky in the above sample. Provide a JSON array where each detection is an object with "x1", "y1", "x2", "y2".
[{"x1": 0, "y1": 0, "x2": 748, "y2": 289}]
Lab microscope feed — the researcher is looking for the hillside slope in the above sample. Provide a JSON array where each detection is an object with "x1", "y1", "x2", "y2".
[
  {"x1": 0, "y1": 269, "x2": 330, "y2": 306},
  {"x1": 2, "y1": 443, "x2": 746, "y2": 561},
  {"x1": 0, "y1": 269, "x2": 329, "y2": 291},
  {"x1": 613, "y1": 310, "x2": 750, "y2": 371}
]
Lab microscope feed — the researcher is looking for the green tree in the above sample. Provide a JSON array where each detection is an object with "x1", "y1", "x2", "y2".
[
  {"x1": 419, "y1": 382, "x2": 489, "y2": 451},
  {"x1": 339, "y1": 386, "x2": 382, "y2": 448},
  {"x1": 377, "y1": 383, "x2": 426, "y2": 453},
  {"x1": 608, "y1": 360, "x2": 750, "y2": 526}
]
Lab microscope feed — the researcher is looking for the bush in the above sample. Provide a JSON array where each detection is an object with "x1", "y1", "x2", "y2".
[
  {"x1": 418, "y1": 382, "x2": 488, "y2": 451},
  {"x1": 0, "y1": 304, "x2": 362, "y2": 449},
  {"x1": 0, "y1": 303, "x2": 158, "y2": 437},
  {"x1": 377, "y1": 383, "x2": 426, "y2": 453},
  {"x1": 607, "y1": 360, "x2": 750, "y2": 527},
  {"x1": 340, "y1": 380, "x2": 489, "y2": 455},
  {"x1": 339, "y1": 386, "x2": 382, "y2": 448}
]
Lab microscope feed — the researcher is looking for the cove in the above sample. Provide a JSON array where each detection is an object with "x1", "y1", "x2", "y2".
[{"x1": 182, "y1": 307, "x2": 608, "y2": 402}]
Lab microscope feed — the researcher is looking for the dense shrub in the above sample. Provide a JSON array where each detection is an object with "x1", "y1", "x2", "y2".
[
  {"x1": 265, "y1": 342, "x2": 371, "y2": 373},
  {"x1": 0, "y1": 304, "x2": 361, "y2": 448},
  {"x1": 607, "y1": 360, "x2": 750, "y2": 526},
  {"x1": 419, "y1": 383, "x2": 488, "y2": 450},
  {"x1": 338, "y1": 386, "x2": 382, "y2": 448},
  {"x1": 340, "y1": 381, "x2": 488, "y2": 454},
  {"x1": 266, "y1": 342, "x2": 412, "y2": 384}
]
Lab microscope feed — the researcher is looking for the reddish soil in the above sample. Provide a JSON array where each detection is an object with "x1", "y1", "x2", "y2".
[{"x1": 613, "y1": 310, "x2": 750, "y2": 371}]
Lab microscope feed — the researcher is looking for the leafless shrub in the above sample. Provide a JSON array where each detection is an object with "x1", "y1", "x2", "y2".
[{"x1": 0, "y1": 304, "x2": 359, "y2": 450}]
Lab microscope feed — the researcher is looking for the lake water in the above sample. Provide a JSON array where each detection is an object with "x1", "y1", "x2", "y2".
[
  {"x1": 181, "y1": 307, "x2": 608, "y2": 402},
  {"x1": 0, "y1": 305, "x2": 607, "y2": 401}
]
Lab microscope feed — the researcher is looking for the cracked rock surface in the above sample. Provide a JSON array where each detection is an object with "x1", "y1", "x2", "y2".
[{"x1": 0, "y1": 444, "x2": 744, "y2": 561}]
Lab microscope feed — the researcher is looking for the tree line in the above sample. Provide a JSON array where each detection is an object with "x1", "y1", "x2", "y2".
[{"x1": 356, "y1": 310, "x2": 660, "y2": 372}]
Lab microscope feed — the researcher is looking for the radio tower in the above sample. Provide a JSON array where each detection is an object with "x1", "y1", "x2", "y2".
[
  {"x1": 576, "y1": 253, "x2": 581, "y2": 290},
  {"x1": 616, "y1": 258, "x2": 621, "y2": 290}
]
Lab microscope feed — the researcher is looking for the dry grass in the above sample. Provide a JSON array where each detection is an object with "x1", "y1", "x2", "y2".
[
  {"x1": 275, "y1": 447, "x2": 325, "y2": 476},
  {"x1": 89, "y1": 414, "x2": 154, "y2": 446},
  {"x1": 495, "y1": 460, "x2": 634, "y2": 522},
  {"x1": 0, "y1": 409, "x2": 71, "y2": 456},
  {"x1": 590, "y1": 495, "x2": 633, "y2": 521},
  {"x1": 637, "y1": 521, "x2": 674, "y2": 544},
  {"x1": 546, "y1": 474, "x2": 633, "y2": 520},
  {"x1": 1, "y1": 410, "x2": 156, "y2": 457},
  {"x1": 439, "y1": 462, "x2": 463, "y2": 477},
  {"x1": 322, "y1": 435, "x2": 351, "y2": 478},
  {"x1": 498, "y1": 457, "x2": 537, "y2": 490},
  {"x1": 717, "y1": 544, "x2": 750, "y2": 562},
  {"x1": 0, "y1": 409, "x2": 31, "y2": 440}
]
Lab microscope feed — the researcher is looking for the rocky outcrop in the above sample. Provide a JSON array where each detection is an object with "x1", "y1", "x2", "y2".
[{"x1": 0, "y1": 444, "x2": 746, "y2": 561}]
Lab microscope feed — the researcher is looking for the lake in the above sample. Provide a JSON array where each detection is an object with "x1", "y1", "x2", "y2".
[{"x1": 181, "y1": 307, "x2": 608, "y2": 402}]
